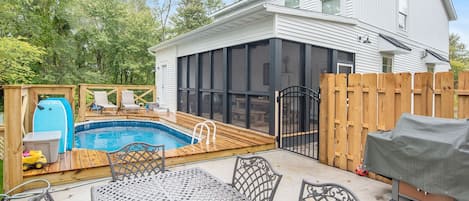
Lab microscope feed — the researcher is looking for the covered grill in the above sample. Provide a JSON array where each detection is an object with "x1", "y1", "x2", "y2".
[{"x1": 364, "y1": 113, "x2": 469, "y2": 201}]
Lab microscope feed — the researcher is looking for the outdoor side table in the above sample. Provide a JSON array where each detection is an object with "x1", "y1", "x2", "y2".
[{"x1": 91, "y1": 168, "x2": 250, "y2": 201}]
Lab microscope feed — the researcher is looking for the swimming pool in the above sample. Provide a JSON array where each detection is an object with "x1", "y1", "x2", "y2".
[{"x1": 75, "y1": 120, "x2": 195, "y2": 152}]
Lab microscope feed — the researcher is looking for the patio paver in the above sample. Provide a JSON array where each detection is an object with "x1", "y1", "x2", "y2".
[{"x1": 19, "y1": 149, "x2": 392, "y2": 201}]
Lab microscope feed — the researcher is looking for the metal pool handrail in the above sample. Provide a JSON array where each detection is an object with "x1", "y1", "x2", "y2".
[
  {"x1": 192, "y1": 122, "x2": 210, "y2": 145},
  {"x1": 191, "y1": 120, "x2": 217, "y2": 145}
]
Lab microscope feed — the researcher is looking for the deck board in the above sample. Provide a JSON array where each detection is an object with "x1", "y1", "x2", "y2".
[{"x1": 23, "y1": 112, "x2": 275, "y2": 186}]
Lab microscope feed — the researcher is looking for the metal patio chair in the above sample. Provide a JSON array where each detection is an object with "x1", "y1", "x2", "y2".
[
  {"x1": 0, "y1": 179, "x2": 54, "y2": 201},
  {"x1": 231, "y1": 156, "x2": 283, "y2": 201},
  {"x1": 298, "y1": 179, "x2": 359, "y2": 201},
  {"x1": 106, "y1": 142, "x2": 165, "y2": 181}
]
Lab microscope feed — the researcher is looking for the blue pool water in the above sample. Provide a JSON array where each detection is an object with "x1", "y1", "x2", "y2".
[{"x1": 75, "y1": 121, "x2": 194, "y2": 152}]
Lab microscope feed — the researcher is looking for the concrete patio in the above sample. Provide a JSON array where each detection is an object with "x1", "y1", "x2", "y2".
[{"x1": 22, "y1": 149, "x2": 392, "y2": 201}]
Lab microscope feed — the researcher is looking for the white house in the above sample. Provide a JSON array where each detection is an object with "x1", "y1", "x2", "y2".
[{"x1": 148, "y1": 0, "x2": 457, "y2": 135}]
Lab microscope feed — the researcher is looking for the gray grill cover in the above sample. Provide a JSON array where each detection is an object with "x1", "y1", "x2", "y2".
[{"x1": 364, "y1": 113, "x2": 469, "y2": 200}]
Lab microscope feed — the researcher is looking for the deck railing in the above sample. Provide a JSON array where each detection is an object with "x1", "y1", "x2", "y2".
[
  {"x1": 319, "y1": 72, "x2": 469, "y2": 183},
  {"x1": 78, "y1": 84, "x2": 157, "y2": 121}
]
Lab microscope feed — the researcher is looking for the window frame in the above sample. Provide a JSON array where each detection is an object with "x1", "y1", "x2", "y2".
[
  {"x1": 285, "y1": 0, "x2": 300, "y2": 8},
  {"x1": 382, "y1": 55, "x2": 394, "y2": 73},
  {"x1": 398, "y1": 0, "x2": 409, "y2": 32},
  {"x1": 322, "y1": 0, "x2": 341, "y2": 15}
]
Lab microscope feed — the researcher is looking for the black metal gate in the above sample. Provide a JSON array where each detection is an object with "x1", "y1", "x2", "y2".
[{"x1": 277, "y1": 86, "x2": 320, "y2": 159}]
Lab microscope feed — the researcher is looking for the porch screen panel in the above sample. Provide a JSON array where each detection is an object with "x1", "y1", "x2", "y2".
[
  {"x1": 311, "y1": 46, "x2": 329, "y2": 89},
  {"x1": 249, "y1": 41, "x2": 270, "y2": 92},
  {"x1": 200, "y1": 52, "x2": 211, "y2": 89},
  {"x1": 230, "y1": 94, "x2": 246, "y2": 128},
  {"x1": 213, "y1": 49, "x2": 223, "y2": 90},
  {"x1": 200, "y1": 92, "x2": 211, "y2": 118},
  {"x1": 188, "y1": 90, "x2": 197, "y2": 115},
  {"x1": 178, "y1": 91, "x2": 187, "y2": 112},
  {"x1": 212, "y1": 93, "x2": 223, "y2": 122},
  {"x1": 229, "y1": 46, "x2": 246, "y2": 91},
  {"x1": 179, "y1": 57, "x2": 188, "y2": 88},
  {"x1": 281, "y1": 41, "x2": 302, "y2": 89},
  {"x1": 189, "y1": 55, "x2": 197, "y2": 88},
  {"x1": 249, "y1": 96, "x2": 269, "y2": 133}
]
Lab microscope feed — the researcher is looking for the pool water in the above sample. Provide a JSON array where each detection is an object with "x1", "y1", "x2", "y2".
[{"x1": 75, "y1": 121, "x2": 194, "y2": 152}]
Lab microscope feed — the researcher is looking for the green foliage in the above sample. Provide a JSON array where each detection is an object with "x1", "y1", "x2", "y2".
[
  {"x1": 171, "y1": 0, "x2": 212, "y2": 35},
  {"x1": 0, "y1": 37, "x2": 45, "y2": 84},
  {"x1": 0, "y1": 0, "x2": 219, "y2": 85},
  {"x1": 204, "y1": 0, "x2": 224, "y2": 14},
  {"x1": 449, "y1": 33, "x2": 469, "y2": 81}
]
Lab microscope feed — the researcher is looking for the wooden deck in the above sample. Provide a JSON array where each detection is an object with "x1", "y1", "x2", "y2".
[{"x1": 23, "y1": 112, "x2": 275, "y2": 185}]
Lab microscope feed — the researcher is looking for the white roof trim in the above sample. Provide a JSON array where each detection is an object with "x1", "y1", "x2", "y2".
[
  {"x1": 149, "y1": 3, "x2": 359, "y2": 53},
  {"x1": 378, "y1": 37, "x2": 411, "y2": 55},
  {"x1": 148, "y1": 3, "x2": 267, "y2": 53},
  {"x1": 442, "y1": 0, "x2": 457, "y2": 21}
]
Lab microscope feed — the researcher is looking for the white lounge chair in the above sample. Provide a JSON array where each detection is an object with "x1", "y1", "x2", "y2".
[
  {"x1": 93, "y1": 91, "x2": 118, "y2": 114},
  {"x1": 121, "y1": 90, "x2": 140, "y2": 112}
]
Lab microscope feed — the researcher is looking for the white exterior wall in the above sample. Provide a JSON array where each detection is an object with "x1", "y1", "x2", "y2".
[
  {"x1": 356, "y1": 0, "x2": 449, "y2": 52},
  {"x1": 154, "y1": 46, "x2": 178, "y2": 112},
  {"x1": 275, "y1": 14, "x2": 357, "y2": 52},
  {"x1": 275, "y1": 14, "x2": 450, "y2": 73},
  {"x1": 177, "y1": 16, "x2": 275, "y2": 57}
]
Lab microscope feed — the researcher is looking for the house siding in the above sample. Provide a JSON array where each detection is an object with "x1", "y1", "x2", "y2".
[
  {"x1": 275, "y1": 14, "x2": 358, "y2": 53},
  {"x1": 275, "y1": 14, "x2": 450, "y2": 73},
  {"x1": 154, "y1": 46, "x2": 178, "y2": 112},
  {"x1": 177, "y1": 16, "x2": 275, "y2": 57},
  {"x1": 300, "y1": 0, "x2": 321, "y2": 12},
  {"x1": 355, "y1": 0, "x2": 449, "y2": 52}
]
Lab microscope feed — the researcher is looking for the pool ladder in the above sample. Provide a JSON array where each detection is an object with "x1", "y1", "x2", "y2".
[{"x1": 191, "y1": 120, "x2": 217, "y2": 145}]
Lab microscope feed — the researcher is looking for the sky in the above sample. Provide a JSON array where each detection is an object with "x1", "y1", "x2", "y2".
[{"x1": 450, "y1": 0, "x2": 469, "y2": 46}]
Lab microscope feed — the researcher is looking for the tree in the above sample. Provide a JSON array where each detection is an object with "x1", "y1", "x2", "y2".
[
  {"x1": 152, "y1": 0, "x2": 174, "y2": 41},
  {"x1": 204, "y1": 0, "x2": 224, "y2": 14},
  {"x1": 171, "y1": 0, "x2": 212, "y2": 35},
  {"x1": 449, "y1": 33, "x2": 469, "y2": 81},
  {"x1": 0, "y1": 37, "x2": 45, "y2": 84}
]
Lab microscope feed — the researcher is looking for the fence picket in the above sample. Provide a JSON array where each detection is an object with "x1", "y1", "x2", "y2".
[
  {"x1": 394, "y1": 73, "x2": 412, "y2": 121},
  {"x1": 378, "y1": 74, "x2": 396, "y2": 130},
  {"x1": 335, "y1": 74, "x2": 348, "y2": 169},
  {"x1": 458, "y1": 72, "x2": 469, "y2": 119},
  {"x1": 347, "y1": 74, "x2": 362, "y2": 172},
  {"x1": 319, "y1": 75, "x2": 331, "y2": 163},
  {"x1": 413, "y1": 73, "x2": 433, "y2": 116},
  {"x1": 435, "y1": 72, "x2": 454, "y2": 118}
]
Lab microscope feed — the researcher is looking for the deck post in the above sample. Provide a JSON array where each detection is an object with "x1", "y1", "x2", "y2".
[
  {"x1": 3, "y1": 85, "x2": 24, "y2": 191},
  {"x1": 78, "y1": 84, "x2": 87, "y2": 122}
]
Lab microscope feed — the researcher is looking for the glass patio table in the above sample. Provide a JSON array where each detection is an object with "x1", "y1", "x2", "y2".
[{"x1": 91, "y1": 167, "x2": 250, "y2": 201}]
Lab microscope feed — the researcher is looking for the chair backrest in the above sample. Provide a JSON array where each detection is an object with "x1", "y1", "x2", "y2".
[
  {"x1": 232, "y1": 156, "x2": 282, "y2": 201},
  {"x1": 106, "y1": 142, "x2": 165, "y2": 181},
  {"x1": 121, "y1": 90, "x2": 136, "y2": 105},
  {"x1": 94, "y1": 91, "x2": 109, "y2": 105},
  {"x1": 0, "y1": 179, "x2": 54, "y2": 201},
  {"x1": 298, "y1": 179, "x2": 359, "y2": 201}
]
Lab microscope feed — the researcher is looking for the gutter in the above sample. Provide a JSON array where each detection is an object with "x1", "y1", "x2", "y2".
[{"x1": 442, "y1": 0, "x2": 457, "y2": 21}]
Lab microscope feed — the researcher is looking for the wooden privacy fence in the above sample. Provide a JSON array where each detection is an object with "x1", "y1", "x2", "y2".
[
  {"x1": 319, "y1": 72, "x2": 469, "y2": 175},
  {"x1": 2, "y1": 85, "x2": 75, "y2": 192},
  {"x1": 78, "y1": 84, "x2": 157, "y2": 121}
]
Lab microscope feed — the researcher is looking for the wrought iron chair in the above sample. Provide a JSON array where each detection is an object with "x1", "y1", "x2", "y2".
[
  {"x1": 298, "y1": 179, "x2": 360, "y2": 201},
  {"x1": 231, "y1": 156, "x2": 283, "y2": 201},
  {"x1": 106, "y1": 142, "x2": 165, "y2": 181},
  {"x1": 0, "y1": 179, "x2": 54, "y2": 201}
]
